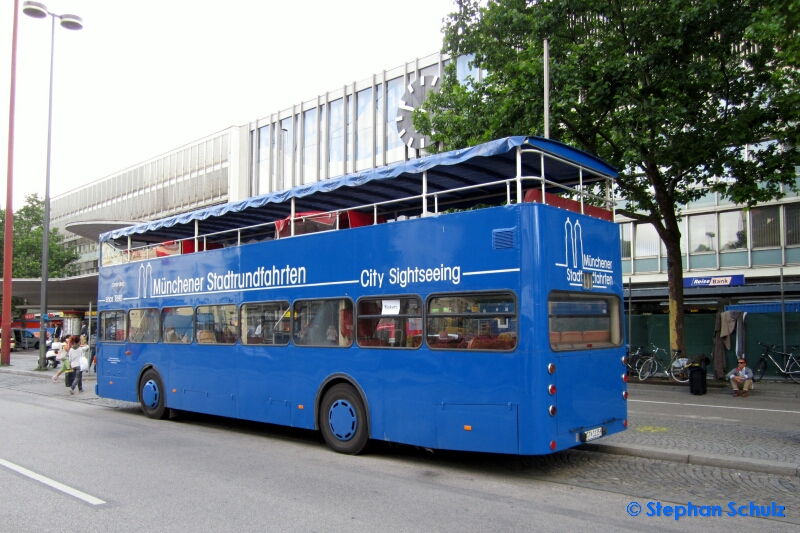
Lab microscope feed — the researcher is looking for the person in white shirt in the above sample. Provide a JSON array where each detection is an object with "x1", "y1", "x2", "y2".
[{"x1": 68, "y1": 336, "x2": 89, "y2": 394}]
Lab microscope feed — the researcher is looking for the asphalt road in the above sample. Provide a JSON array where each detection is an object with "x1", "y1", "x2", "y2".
[{"x1": 0, "y1": 373, "x2": 797, "y2": 532}]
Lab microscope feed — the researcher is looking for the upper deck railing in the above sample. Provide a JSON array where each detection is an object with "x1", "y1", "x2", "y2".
[{"x1": 100, "y1": 137, "x2": 618, "y2": 267}]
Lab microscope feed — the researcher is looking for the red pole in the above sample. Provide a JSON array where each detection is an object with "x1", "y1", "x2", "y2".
[{"x1": 2, "y1": 0, "x2": 20, "y2": 366}]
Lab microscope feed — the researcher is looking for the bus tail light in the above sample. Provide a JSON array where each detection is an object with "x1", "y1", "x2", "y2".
[
  {"x1": 548, "y1": 405, "x2": 557, "y2": 416},
  {"x1": 547, "y1": 363, "x2": 555, "y2": 374},
  {"x1": 548, "y1": 384, "x2": 556, "y2": 395},
  {"x1": 549, "y1": 440, "x2": 557, "y2": 451},
  {"x1": 622, "y1": 391, "x2": 628, "y2": 400}
]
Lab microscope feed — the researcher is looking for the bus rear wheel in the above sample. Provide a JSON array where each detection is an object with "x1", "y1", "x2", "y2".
[
  {"x1": 319, "y1": 384, "x2": 369, "y2": 455},
  {"x1": 139, "y1": 369, "x2": 168, "y2": 420}
]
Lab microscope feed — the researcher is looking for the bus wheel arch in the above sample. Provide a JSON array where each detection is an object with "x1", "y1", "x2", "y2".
[
  {"x1": 138, "y1": 365, "x2": 169, "y2": 420},
  {"x1": 316, "y1": 375, "x2": 371, "y2": 455}
]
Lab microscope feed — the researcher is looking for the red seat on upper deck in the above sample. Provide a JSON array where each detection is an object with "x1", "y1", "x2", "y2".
[{"x1": 524, "y1": 189, "x2": 613, "y2": 221}]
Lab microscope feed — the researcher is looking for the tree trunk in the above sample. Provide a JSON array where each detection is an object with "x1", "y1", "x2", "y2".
[{"x1": 663, "y1": 234, "x2": 685, "y2": 356}]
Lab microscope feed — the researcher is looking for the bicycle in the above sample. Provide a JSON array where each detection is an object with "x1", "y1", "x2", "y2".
[
  {"x1": 638, "y1": 344, "x2": 689, "y2": 383},
  {"x1": 626, "y1": 345, "x2": 650, "y2": 376},
  {"x1": 752, "y1": 342, "x2": 800, "y2": 384}
]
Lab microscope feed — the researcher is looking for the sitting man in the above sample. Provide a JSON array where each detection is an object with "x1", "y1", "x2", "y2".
[{"x1": 727, "y1": 358, "x2": 753, "y2": 397}]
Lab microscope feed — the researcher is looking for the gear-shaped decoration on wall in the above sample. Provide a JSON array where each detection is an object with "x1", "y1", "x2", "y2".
[{"x1": 395, "y1": 75, "x2": 440, "y2": 150}]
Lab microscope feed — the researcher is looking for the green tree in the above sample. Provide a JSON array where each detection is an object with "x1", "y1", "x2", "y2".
[
  {"x1": 0, "y1": 193, "x2": 79, "y2": 279},
  {"x1": 421, "y1": 0, "x2": 800, "y2": 355}
]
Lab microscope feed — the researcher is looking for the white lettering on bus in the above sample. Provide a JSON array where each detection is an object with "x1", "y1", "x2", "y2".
[
  {"x1": 386, "y1": 265, "x2": 461, "y2": 288},
  {"x1": 206, "y1": 265, "x2": 307, "y2": 291}
]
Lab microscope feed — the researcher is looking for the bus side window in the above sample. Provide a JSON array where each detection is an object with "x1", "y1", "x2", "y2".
[
  {"x1": 100, "y1": 310, "x2": 126, "y2": 342},
  {"x1": 426, "y1": 293, "x2": 518, "y2": 351},
  {"x1": 293, "y1": 298, "x2": 353, "y2": 347},
  {"x1": 196, "y1": 304, "x2": 238, "y2": 344},
  {"x1": 162, "y1": 306, "x2": 194, "y2": 343},
  {"x1": 241, "y1": 302, "x2": 290, "y2": 346},
  {"x1": 356, "y1": 296, "x2": 421, "y2": 349}
]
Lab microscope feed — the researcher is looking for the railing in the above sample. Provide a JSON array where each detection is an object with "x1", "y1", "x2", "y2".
[{"x1": 102, "y1": 169, "x2": 614, "y2": 267}]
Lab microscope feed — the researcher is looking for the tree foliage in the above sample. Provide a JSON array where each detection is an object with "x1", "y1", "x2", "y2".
[
  {"x1": 421, "y1": 0, "x2": 800, "y2": 353},
  {"x1": 0, "y1": 194, "x2": 79, "y2": 279}
]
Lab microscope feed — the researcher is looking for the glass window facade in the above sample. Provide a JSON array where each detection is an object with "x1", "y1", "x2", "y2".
[
  {"x1": 751, "y1": 206, "x2": 781, "y2": 248},
  {"x1": 719, "y1": 211, "x2": 747, "y2": 250},
  {"x1": 688, "y1": 213, "x2": 716, "y2": 253},
  {"x1": 356, "y1": 88, "x2": 373, "y2": 171},
  {"x1": 329, "y1": 98, "x2": 344, "y2": 176},
  {"x1": 303, "y1": 108, "x2": 317, "y2": 184},
  {"x1": 786, "y1": 204, "x2": 800, "y2": 246},
  {"x1": 634, "y1": 224, "x2": 659, "y2": 257}
]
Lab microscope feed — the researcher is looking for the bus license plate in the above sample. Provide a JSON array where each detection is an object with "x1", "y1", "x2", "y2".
[{"x1": 581, "y1": 427, "x2": 605, "y2": 442}]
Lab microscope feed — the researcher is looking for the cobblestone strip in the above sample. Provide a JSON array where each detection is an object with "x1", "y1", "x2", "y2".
[{"x1": 600, "y1": 415, "x2": 800, "y2": 465}]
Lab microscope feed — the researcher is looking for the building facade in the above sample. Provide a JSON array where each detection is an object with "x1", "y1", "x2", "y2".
[{"x1": 51, "y1": 50, "x2": 798, "y2": 314}]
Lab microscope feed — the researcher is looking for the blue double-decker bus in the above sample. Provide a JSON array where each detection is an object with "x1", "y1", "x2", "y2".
[{"x1": 96, "y1": 136, "x2": 627, "y2": 455}]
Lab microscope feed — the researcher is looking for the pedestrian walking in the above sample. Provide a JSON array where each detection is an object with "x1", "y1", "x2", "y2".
[
  {"x1": 52, "y1": 337, "x2": 72, "y2": 382},
  {"x1": 68, "y1": 335, "x2": 88, "y2": 394}
]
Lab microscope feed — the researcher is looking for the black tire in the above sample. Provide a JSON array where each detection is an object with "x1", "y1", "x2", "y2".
[
  {"x1": 786, "y1": 358, "x2": 800, "y2": 385},
  {"x1": 638, "y1": 358, "x2": 656, "y2": 381},
  {"x1": 319, "y1": 384, "x2": 369, "y2": 455},
  {"x1": 753, "y1": 359, "x2": 767, "y2": 383},
  {"x1": 139, "y1": 368, "x2": 168, "y2": 420}
]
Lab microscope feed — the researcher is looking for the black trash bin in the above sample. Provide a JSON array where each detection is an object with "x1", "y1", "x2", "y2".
[{"x1": 689, "y1": 366, "x2": 707, "y2": 395}]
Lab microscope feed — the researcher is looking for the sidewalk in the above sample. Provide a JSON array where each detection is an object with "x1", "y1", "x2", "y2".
[
  {"x1": 0, "y1": 349, "x2": 97, "y2": 382},
  {"x1": 2, "y1": 349, "x2": 799, "y2": 477},
  {"x1": 583, "y1": 376, "x2": 800, "y2": 477}
]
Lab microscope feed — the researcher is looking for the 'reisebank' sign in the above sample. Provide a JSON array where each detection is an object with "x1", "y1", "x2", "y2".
[{"x1": 683, "y1": 275, "x2": 745, "y2": 288}]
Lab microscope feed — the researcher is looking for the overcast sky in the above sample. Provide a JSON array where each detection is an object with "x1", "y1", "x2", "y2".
[{"x1": 0, "y1": 0, "x2": 455, "y2": 211}]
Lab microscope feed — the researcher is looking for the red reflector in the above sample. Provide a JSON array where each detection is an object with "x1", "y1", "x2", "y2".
[
  {"x1": 623, "y1": 420, "x2": 628, "y2": 428},
  {"x1": 549, "y1": 440, "x2": 557, "y2": 451},
  {"x1": 622, "y1": 374, "x2": 628, "y2": 383},
  {"x1": 547, "y1": 363, "x2": 556, "y2": 374},
  {"x1": 548, "y1": 384, "x2": 556, "y2": 395},
  {"x1": 621, "y1": 355, "x2": 627, "y2": 365},
  {"x1": 622, "y1": 391, "x2": 628, "y2": 400},
  {"x1": 548, "y1": 405, "x2": 557, "y2": 416}
]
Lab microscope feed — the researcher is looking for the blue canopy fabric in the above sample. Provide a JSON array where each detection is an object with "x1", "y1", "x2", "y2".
[{"x1": 102, "y1": 136, "x2": 617, "y2": 244}]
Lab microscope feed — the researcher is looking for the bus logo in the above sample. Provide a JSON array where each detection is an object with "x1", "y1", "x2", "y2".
[
  {"x1": 111, "y1": 277, "x2": 126, "y2": 295},
  {"x1": 554, "y1": 217, "x2": 614, "y2": 289}
]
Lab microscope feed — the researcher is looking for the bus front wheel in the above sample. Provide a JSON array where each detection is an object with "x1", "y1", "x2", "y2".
[
  {"x1": 319, "y1": 384, "x2": 369, "y2": 455},
  {"x1": 139, "y1": 369, "x2": 168, "y2": 420}
]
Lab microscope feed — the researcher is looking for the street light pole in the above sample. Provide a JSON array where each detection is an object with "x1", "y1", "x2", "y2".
[
  {"x1": 1, "y1": 0, "x2": 21, "y2": 367},
  {"x1": 21, "y1": 1, "x2": 83, "y2": 369}
]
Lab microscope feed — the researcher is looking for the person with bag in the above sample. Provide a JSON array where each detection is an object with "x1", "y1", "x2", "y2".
[
  {"x1": 68, "y1": 335, "x2": 89, "y2": 394},
  {"x1": 52, "y1": 336, "x2": 71, "y2": 383}
]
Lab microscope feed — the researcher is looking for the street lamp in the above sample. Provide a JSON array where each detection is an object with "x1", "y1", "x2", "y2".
[{"x1": 22, "y1": 1, "x2": 83, "y2": 370}]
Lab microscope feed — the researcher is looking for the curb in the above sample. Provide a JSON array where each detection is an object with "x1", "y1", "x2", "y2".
[
  {"x1": 0, "y1": 367, "x2": 97, "y2": 381},
  {"x1": 579, "y1": 442, "x2": 800, "y2": 478},
  {"x1": 627, "y1": 381, "x2": 800, "y2": 399}
]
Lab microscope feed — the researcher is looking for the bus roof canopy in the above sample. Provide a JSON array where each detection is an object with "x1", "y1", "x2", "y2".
[{"x1": 102, "y1": 136, "x2": 618, "y2": 244}]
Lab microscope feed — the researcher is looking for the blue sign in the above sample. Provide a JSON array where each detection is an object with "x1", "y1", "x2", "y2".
[{"x1": 684, "y1": 274, "x2": 745, "y2": 288}]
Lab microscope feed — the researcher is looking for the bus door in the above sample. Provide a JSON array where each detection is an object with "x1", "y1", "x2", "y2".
[
  {"x1": 191, "y1": 305, "x2": 239, "y2": 418},
  {"x1": 98, "y1": 311, "x2": 130, "y2": 396}
]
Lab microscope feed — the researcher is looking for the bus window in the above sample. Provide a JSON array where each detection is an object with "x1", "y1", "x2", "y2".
[
  {"x1": 128, "y1": 308, "x2": 160, "y2": 343},
  {"x1": 426, "y1": 292, "x2": 518, "y2": 351},
  {"x1": 548, "y1": 291, "x2": 622, "y2": 351},
  {"x1": 100, "y1": 311, "x2": 126, "y2": 342},
  {"x1": 241, "y1": 301, "x2": 291, "y2": 346},
  {"x1": 293, "y1": 298, "x2": 353, "y2": 347},
  {"x1": 161, "y1": 307, "x2": 194, "y2": 343},
  {"x1": 356, "y1": 296, "x2": 421, "y2": 348},
  {"x1": 195, "y1": 304, "x2": 238, "y2": 344}
]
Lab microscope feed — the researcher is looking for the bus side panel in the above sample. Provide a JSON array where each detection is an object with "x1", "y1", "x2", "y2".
[{"x1": 378, "y1": 208, "x2": 523, "y2": 452}]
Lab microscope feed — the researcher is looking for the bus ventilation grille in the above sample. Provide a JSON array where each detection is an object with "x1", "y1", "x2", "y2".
[{"x1": 492, "y1": 228, "x2": 516, "y2": 249}]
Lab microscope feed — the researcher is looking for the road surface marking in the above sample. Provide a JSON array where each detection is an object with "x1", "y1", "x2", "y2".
[
  {"x1": 630, "y1": 399, "x2": 800, "y2": 415},
  {"x1": 629, "y1": 410, "x2": 740, "y2": 422},
  {"x1": 0, "y1": 458, "x2": 105, "y2": 505}
]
